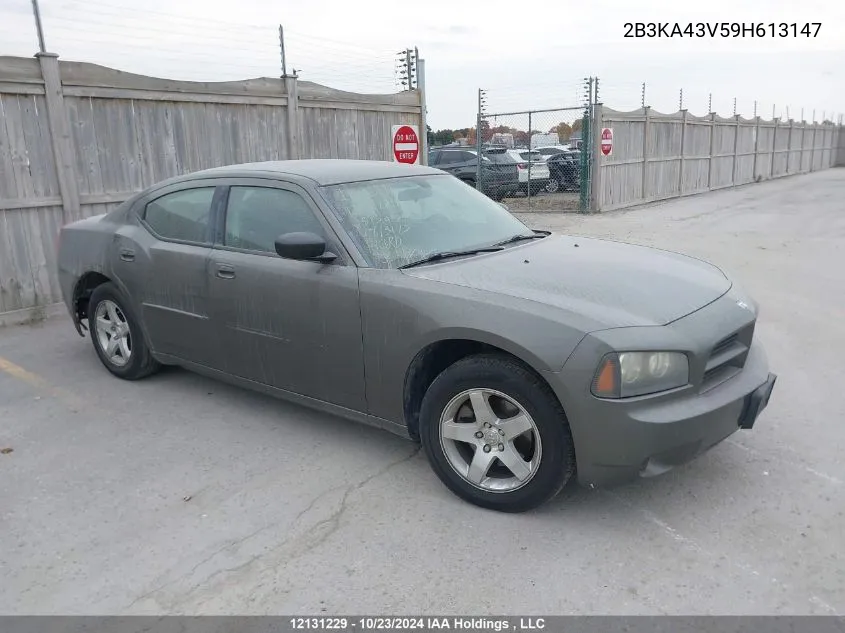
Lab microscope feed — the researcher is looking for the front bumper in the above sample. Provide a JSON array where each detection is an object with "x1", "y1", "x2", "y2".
[{"x1": 546, "y1": 338, "x2": 776, "y2": 488}]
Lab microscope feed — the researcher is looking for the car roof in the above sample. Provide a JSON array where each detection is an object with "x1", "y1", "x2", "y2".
[{"x1": 167, "y1": 160, "x2": 441, "y2": 186}]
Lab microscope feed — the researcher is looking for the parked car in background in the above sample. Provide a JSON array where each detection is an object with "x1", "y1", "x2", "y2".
[
  {"x1": 507, "y1": 149, "x2": 550, "y2": 194},
  {"x1": 545, "y1": 150, "x2": 581, "y2": 193},
  {"x1": 530, "y1": 132, "x2": 559, "y2": 149},
  {"x1": 57, "y1": 159, "x2": 777, "y2": 513},
  {"x1": 429, "y1": 147, "x2": 519, "y2": 200},
  {"x1": 535, "y1": 145, "x2": 572, "y2": 159}
]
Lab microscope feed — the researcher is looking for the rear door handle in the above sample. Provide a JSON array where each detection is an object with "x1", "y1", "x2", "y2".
[
  {"x1": 119, "y1": 248, "x2": 135, "y2": 262},
  {"x1": 216, "y1": 264, "x2": 236, "y2": 279}
]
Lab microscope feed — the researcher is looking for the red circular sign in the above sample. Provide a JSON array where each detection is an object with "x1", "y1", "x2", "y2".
[
  {"x1": 393, "y1": 125, "x2": 419, "y2": 164},
  {"x1": 600, "y1": 127, "x2": 613, "y2": 156}
]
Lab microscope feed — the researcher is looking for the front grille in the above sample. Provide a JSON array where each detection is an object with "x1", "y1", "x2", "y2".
[
  {"x1": 701, "y1": 323, "x2": 755, "y2": 391},
  {"x1": 710, "y1": 333, "x2": 739, "y2": 357}
]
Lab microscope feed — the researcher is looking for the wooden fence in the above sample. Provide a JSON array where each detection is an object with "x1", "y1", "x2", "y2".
[
  {"x1": 594, "y1": 105, "x2": 843, "y2": 211},
  {"x1": 0, "y1": 53, "x2": 423, "y2": 320}
]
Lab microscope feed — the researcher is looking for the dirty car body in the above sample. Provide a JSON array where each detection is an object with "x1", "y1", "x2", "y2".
[{"x1": 57, "y1": 160, "x2": 777, "y2": 512}]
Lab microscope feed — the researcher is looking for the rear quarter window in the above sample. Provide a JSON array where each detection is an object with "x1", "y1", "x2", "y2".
[{"x1": 143, "y1": 188, "x2": 216, "y2": 243}]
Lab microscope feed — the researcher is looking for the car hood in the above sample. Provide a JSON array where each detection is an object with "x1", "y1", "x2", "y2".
[{"x1": 401, "y1": 234, "x2": 732, "y2": 329}]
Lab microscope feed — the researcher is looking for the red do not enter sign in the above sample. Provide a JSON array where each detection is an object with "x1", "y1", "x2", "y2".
[
  {"x1": 600, "y1": 127, "x2": 613, "y2": 156},
  {"x1": 393, "y1": 125, "x2": 419, "y2": 164}
]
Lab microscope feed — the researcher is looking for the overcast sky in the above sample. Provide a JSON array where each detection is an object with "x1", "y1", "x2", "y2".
[{"x1": 1, "y1": 0, "x2": 843, "y2": 128}]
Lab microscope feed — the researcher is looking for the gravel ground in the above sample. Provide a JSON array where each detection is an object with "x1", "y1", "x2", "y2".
[{"x1": 1, "y1": 169, "x2": 843, "y2": 615}]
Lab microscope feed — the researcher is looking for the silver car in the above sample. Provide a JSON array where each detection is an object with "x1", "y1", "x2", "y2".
[{"x1": 57, "y1": 160, "x2": 777, "y2": 512}]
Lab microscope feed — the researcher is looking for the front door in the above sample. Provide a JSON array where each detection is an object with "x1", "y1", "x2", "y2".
[{"x1": 207, "y1": 182, "x2": 366, "y2": 412}]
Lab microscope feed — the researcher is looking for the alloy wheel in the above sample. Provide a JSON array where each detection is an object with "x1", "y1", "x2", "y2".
[
  {"x1": 94, "y1": 299, "x2": 132, "y2": 367},
  {"x1": 439, "y1": 388, "x2": 542, "y2": 492}
]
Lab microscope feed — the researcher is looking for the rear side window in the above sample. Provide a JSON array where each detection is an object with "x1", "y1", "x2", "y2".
[
  {"x1": 143, "y1": 188, "x2": 215, "y2": 243},
  {"x1": 438, "y1": 151, "x2": 465, "y2": 165},
  {"x1": 486, "y1": 152, "x2": 516, "y2": 164}
]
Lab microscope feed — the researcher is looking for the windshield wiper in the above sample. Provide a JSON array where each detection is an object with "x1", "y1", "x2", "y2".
[
  {"x1": 398, "y1": 247, "x2": 504, "y2": 269},
  {"x1": 493, "y1": 231, "x2": 549, "y2": 247}
]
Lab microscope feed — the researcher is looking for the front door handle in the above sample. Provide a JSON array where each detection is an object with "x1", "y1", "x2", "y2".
[
  {"x1": 119, "y1": 248, "x2": 135, "y2": 262},
  {"x1": 216, "y1": 264, "x2": 236, "y2": 279}
]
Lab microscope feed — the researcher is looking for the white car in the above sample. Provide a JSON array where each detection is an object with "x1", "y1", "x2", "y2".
[{"x1": 506, "y1": 149, "x2": 550, "y2": 193}]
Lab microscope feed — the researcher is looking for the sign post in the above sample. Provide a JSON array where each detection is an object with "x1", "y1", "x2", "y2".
[
  {"x1": 391, "y1": 125, "x2": 420, "y2": 164},
  {"x1": 600, "y1": 127, "x2": 613, "y2": 157}
]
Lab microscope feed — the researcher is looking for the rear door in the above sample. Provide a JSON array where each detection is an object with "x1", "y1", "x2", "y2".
[
  {"x1": 115, "y1": 182, "x2": 222, "y2": 367},
  {"x1": 207, "y1": 179, "x2": 366, "y2": 411}
]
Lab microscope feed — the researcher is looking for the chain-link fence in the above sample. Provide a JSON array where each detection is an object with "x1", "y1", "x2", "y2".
[{"x1": 472, "y1": 106, "x2": 589, "y2": 211}]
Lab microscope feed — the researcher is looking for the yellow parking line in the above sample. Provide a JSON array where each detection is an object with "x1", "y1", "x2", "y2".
[
  {"x1": 0, "y1": 355, "x2": 85, "y2": 410},
  {"x1": 0, "y1": 356, "x2": 50, "y2": 389}
]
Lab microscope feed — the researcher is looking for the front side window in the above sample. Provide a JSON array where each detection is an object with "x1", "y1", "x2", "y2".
[
  {"x1": 143, "y1": 187, "x2": 215, "y2": 243},
  {"x1": 322, "y1": 174, "x2": 535, "y2": 269},
  {"x1": 224, "y1": 186, "x2": 326, "y2": 254}
]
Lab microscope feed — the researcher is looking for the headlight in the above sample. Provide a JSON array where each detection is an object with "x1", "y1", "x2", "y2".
[{"x1": 591, "y1": 351, "x2": 689, "y2": 398}]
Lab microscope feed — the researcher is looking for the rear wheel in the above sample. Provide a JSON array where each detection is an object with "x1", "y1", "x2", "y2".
[
  {"x1": 419, "y1": 354, "x2": 576, "y2": 512},
  {"x1": 88, "y1": 282, "x2": 159, "y2": 380},
  {"x1": 545, "y1": 178, "x2": 560, "y2": 193}
]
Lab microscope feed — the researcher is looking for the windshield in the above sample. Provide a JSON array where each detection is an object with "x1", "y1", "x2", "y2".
[{"x1": 321, "y1": 174, "x2": 535, "y2": 269}]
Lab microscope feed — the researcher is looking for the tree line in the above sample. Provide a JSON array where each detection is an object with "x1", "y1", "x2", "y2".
[{"x1": 428, "y1": 120, "x2": 583, "y2": 147}]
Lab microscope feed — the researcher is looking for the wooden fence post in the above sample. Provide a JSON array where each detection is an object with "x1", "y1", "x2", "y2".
[
  {"x1": 770, "y1": 118, "x2": 778, "y2": 178},
  {"x1": 36, "y1": 52, "x2": 79, "y2": 223},
  {"x1": 809, "y1": 124, "x2": 817, "y2": 172},
  {"x1": 706, "y1": 113, "x2": 716, "y2": 190},
  {"x1": 677, "y1": 109, "x2": 687, "y2": 195},
  {"x1": 752, "y1": 116, "x2": 760, "y2": 180},
  {"x1": 786, "y1": 119, "x2": 794, "y2": 174},
  {"x1": 641, "y1": 106, "x2": 650, "y2": 202},
  {"x1": 284, "y1": 75, "x2": 300, "y2": 160},
  {"x1": 731, "y1": 115, "x2": 740, "y2": 185}
]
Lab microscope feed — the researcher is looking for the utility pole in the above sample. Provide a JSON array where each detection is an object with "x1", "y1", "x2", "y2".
[
  {"x1": 278, "y1": 25, "x2": 287, "y2": 77},
  {"x1": 31, "y1": 0, "x2": 47, "y2": 53}
]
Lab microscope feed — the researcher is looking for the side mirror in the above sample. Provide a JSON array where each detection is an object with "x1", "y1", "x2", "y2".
[{"x1": 274, "y1": 232, "x2": 337, "y2": 262}]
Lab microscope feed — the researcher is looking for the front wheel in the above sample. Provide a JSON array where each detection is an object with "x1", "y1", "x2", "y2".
[
  {"x1": 88, "y1": 282, "x2": 160, "y2": 380},
  {"x1": 545, "y1": 178, "x2": 560, "y2": 193},
  {"x1": 419, "y1": 354, "x2": 576, "y2": 512}
]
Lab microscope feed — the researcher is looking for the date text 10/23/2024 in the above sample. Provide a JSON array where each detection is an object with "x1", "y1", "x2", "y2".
[
  {"x1": 290, "y1": 617, "x2": 547, "y2": 631},
  {"x1": 623, "y1": 22, "x2": 822, "y2": 38}
]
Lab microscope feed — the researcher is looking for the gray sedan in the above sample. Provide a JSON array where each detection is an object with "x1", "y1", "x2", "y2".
[{"x1": 57, "y1": 160, "x2": 777, "y2": 512}]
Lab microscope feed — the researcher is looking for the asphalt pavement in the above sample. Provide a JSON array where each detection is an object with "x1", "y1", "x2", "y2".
[{"x1": 1, "y1": 169, "x2": 843, "y2": 615}]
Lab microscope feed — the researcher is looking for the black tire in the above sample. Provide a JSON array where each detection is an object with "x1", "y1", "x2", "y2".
[
  {"x1": 87, "y1": 282, "x2": 160, "y2": 380},
  {"x1": 419, "y1": 354, "x2": 576, "y2": 512},
  {"x1": 545, "y1": 178, "x2": 560, "y2": 194}
]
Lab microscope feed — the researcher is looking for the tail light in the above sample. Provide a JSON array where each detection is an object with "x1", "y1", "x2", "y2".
[{"x1": 517, "y1": 163, "x2": 527, "y2": 170}]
